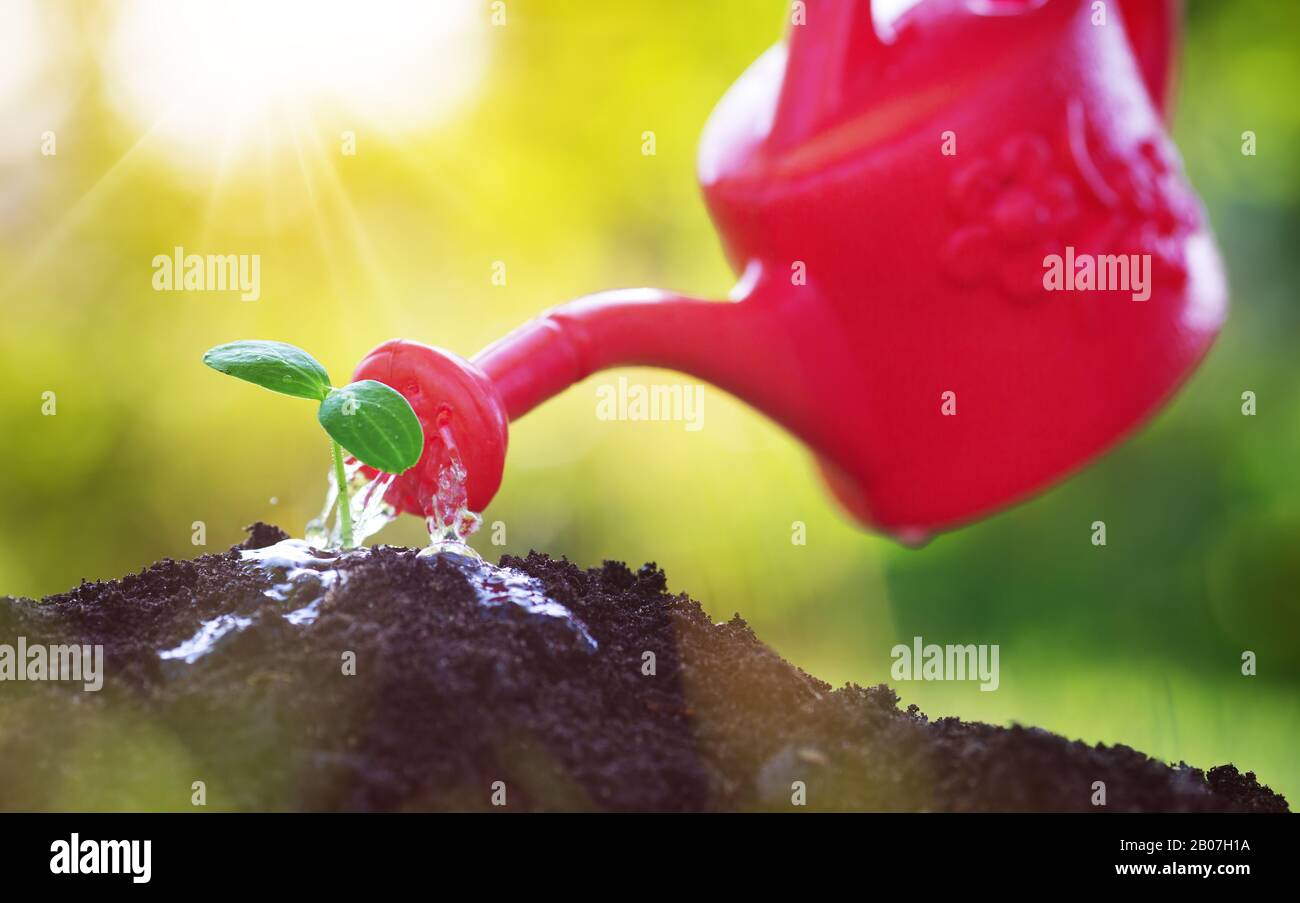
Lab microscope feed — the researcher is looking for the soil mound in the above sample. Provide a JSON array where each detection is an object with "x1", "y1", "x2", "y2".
[{"x1": 0, "y1": 524, "x2": 1287, "y2": 812}]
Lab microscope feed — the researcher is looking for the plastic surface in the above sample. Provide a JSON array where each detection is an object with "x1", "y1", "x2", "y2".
[
  {"x1": 351, "y1": 339, "x2": 507, "y2": 521},
  {"x1": 356, "y1": 0, "x2": 1226, "y2": 539}
]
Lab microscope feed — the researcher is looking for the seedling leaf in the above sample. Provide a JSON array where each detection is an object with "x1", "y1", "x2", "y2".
[
  {"x1": 203, "y1": 341, "x2": 332, "y2": 401},
  {"x1": 319, "y1": 380, "x2": 424, "y2": 474}
]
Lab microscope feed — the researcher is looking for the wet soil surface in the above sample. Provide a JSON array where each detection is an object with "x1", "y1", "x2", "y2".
[{"x1": 0, "y1": 524, "x2": 1287, "y2": 812}]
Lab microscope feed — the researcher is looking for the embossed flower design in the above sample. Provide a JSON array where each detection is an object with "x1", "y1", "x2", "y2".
[
  {"x1": 943, "y1": 133, "x2": 1080, "y2": 301},
  {"x1": 1092, "y1": 135, "x2": 1200, "y2": 288}
]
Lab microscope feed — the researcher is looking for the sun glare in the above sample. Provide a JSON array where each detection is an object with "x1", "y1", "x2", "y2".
[
  {"x1": 103, "y1": 0, "x2": 489, "y2": 171},
  {"x1": 0, "y1": 0, "x2": 69, "y2": 169},
  {"x1": 0, "y1": 0, "x2": 41, "y2": 111}
]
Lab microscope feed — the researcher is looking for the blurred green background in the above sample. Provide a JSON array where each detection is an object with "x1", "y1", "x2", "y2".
[{"x1": 1, "y1": 0, "x2": 1296, "y2": 804}]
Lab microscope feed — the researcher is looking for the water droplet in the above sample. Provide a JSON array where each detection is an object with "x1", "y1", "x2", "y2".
[{"x1": 893, "y1": 526, "x2": 933, "y2": 548}]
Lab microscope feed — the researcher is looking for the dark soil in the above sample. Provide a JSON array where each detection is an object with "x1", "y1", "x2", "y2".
[{"x1": 0, "y1": 524, "x2": 1287, "y2": 812}]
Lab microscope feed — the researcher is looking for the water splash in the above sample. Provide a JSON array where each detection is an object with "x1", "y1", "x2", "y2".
[
  {"x1": 159, "y1": 613, "x2": 253, "y2": 663},
  {"x1": 432, "y1": 426, "x2": 481, "y2": 537},
  {"x1": 436, "y1": 550, "x2": 597, "y2": 651},
  {"x1": 241, "y1": 539, "x2": 350, "y2": 625},
  {"x1": 158, "y1": 540, "x2": 350, "y2": 663},
  {"x1": 351, "y1": 470, "x2": 397, "y2": 544},
  {"x1": 419, "y1": 421, "x2": 483, "y2": 558},
  {"x1": 163, "y1": 458, "x2": 407, "y2": 664},
  {"x1": 305, "y1": 463, "x2": 397, "y2": 549},
  {"x1": 162, "y1": 418, "x2": 593, "y2": 662},
  {"x1": 411, "y1": 430, "x2": 595, "y2": 649}
]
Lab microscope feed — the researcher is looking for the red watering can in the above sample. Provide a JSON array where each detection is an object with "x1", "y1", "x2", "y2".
[{"x1": 355, "y1": 0, "x2": 1226, "y2": 542}]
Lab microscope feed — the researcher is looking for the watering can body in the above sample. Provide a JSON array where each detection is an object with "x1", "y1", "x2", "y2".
[{"x1": 357, "y1": 0, "x2": 1226, "y2": 540}]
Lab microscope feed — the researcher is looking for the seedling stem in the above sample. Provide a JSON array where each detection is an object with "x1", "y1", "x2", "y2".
[{"x1": 331, "y1": 438, "x2": 355, "y2": 549}]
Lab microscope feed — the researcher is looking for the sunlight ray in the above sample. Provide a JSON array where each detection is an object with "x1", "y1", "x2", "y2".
[
  {"x1": 0, "y1": 119, "x2": 167, "y2": 301},
  {"x1": 293, "y1": 113, "x2": 403, "y2": 327},
  {"x1": 196, "y1": 126, "x2": 243, "y2": 251},
  {"x1": 283, "y1": 112, "x2": 351, "y2": 333}
]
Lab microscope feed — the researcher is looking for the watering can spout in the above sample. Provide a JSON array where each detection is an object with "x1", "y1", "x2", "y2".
[
  {"x1": 473, "y1": 271, "x2": 810, "y2": 429},
  {"x1": 474, "y1": 290, "x2": 747, "y2": 422}
]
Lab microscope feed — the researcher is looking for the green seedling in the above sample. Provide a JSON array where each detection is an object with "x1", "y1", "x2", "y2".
[{"x1": 202, "y1": 340, "x2": 423, "y2": 548}]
